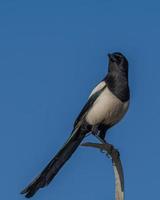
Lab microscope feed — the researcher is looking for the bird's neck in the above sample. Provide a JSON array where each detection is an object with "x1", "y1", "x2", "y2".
[{"x1": 104, "y1": 71, "x2": 130, "y2": 102}]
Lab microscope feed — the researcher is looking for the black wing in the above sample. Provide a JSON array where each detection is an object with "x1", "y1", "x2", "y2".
[{"x1": 74, "y1": 84, "x2": 106, "y2": 127}]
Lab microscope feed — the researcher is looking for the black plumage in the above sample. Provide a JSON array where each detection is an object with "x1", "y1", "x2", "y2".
[{"x1": 21, "y1": 52, "x2": 130, "y2": 198}]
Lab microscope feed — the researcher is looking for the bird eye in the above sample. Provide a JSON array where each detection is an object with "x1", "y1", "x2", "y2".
[{"x1": 114, "y1": 55, "x2": 121, "y2": 62}]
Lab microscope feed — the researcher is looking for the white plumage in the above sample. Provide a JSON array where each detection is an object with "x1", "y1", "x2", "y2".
[{"x1": 86, "y1": 81, "x2": 129, "y2": 126}]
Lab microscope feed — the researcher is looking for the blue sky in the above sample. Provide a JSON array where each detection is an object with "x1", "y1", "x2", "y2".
[{"x1": 0, "y1": 0, "x2": 160, "y2": 200}]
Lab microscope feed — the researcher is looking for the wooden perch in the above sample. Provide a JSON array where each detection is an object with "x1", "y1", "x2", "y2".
[{"x1": 81, "y1": 142, "x2": 124, "y2": 200}]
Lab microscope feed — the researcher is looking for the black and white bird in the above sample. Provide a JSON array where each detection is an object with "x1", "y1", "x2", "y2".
[{"x1": 21, "y1": 52, "x2": 130, "y2": 198}]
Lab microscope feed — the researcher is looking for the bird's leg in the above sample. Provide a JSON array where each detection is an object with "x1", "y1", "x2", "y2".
[
  {"x1": 91, "y1": 126, "x2": 108, "y2": 154},
  {"x1": 91, "y1": 127, "x2": 112, "y2": 156},
  {"x1": 92, "y1": 126, "x2": 106, "y2": 144},
  {"x1": 91, "y1": 125, "x2": 107, "y2": 144}
]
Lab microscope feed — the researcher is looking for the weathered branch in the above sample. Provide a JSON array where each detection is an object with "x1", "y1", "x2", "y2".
[{"x1": 81, "y1": 142, "x2": 124, "y2": 200}]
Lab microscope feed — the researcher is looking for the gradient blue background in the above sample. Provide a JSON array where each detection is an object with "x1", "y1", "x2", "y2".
[{"x1": 0, "y1": 1, "x2": 159, "y2": 200}]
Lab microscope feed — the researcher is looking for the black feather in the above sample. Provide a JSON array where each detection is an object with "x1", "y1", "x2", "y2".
[{"x1": 21, "y1": 127, "x2": 87, "y2": 198}]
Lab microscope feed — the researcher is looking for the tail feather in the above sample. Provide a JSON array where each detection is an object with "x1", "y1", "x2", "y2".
[{"x1": 21, "y1": 127, "x2": 86, "y2": 198}]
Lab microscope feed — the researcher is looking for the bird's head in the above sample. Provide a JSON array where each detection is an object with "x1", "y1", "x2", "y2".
[{"x1": 108, "y1": 52, "x2": 128, "y2": 74}]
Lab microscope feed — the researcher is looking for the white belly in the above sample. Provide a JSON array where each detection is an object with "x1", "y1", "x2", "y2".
[{"x1": 86, "y1": 87, "x2": 129, "y2": 125}]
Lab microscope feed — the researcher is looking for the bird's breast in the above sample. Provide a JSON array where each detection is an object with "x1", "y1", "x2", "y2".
[{"x1": 86, "y1": 87, "x2": 129, "y2": 126}]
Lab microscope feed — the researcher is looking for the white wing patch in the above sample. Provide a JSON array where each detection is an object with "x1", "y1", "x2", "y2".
[{"x1": 89, "y1": 81, "x2": 106, "y2": 98}]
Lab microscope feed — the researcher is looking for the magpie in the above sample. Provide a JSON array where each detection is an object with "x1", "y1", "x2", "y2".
[{"x1": 21, "y1": 52, "x2": 130, "y2": 198}]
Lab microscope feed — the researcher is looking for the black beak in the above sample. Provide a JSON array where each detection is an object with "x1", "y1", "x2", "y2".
[{"x1": 108, "y1": 53, "x2": 115, "y2": 62}]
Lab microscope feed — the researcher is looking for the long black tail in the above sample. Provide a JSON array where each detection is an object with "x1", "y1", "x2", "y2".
[{"x1": 21, "y1": 127, "x2": 86, "y2": 198}]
